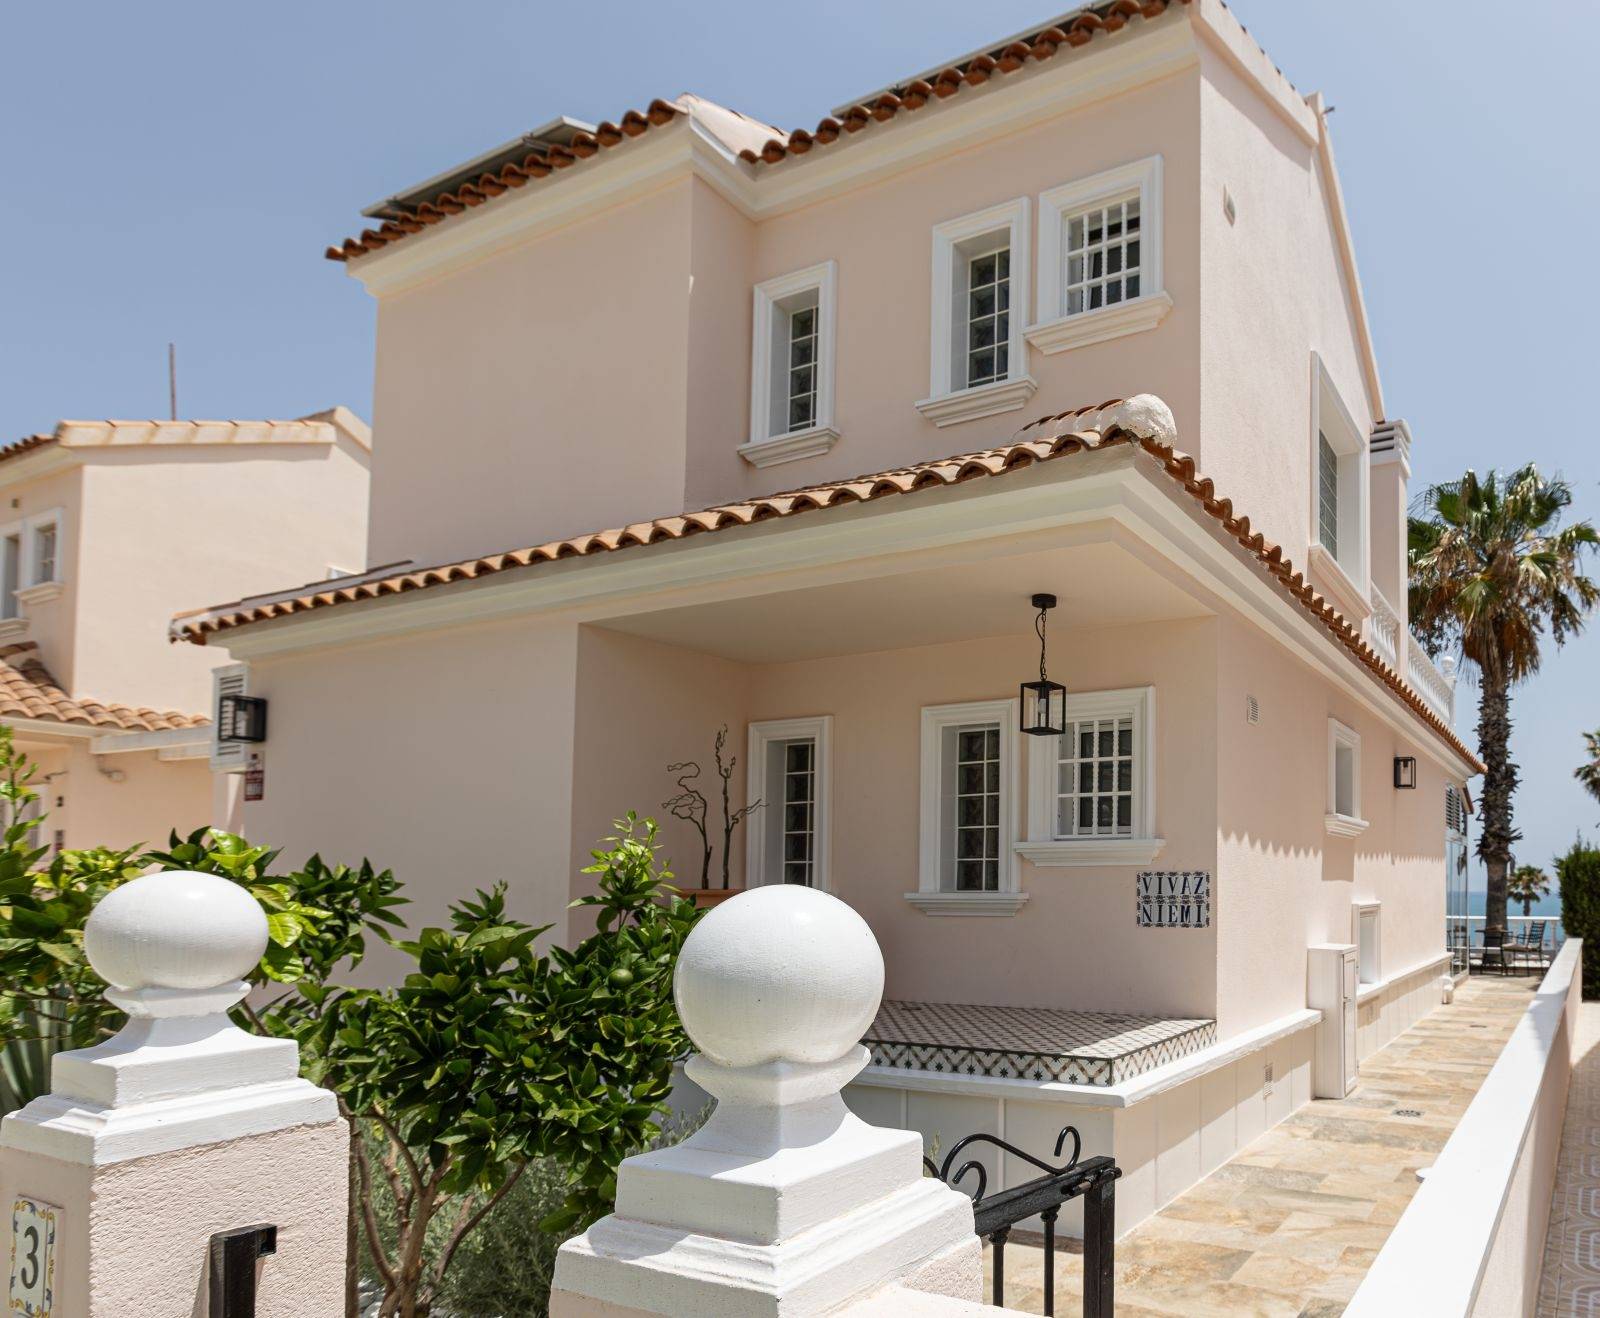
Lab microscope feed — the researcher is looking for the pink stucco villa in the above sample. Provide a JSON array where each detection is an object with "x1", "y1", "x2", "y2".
[
  {"x1": 172, "y1": 0, "x2": 1479, "y2": 1233},
  {"x1": 0, "y1": 410, "x2": 369, "y2": 851}
]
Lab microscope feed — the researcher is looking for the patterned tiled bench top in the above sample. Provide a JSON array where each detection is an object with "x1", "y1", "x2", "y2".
[{"x1": 862, "y1": 1000, "x2": 1217, "y2": 1086}]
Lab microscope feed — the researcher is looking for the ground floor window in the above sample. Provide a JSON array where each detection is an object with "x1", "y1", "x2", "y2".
[
  {"x1": 1019, "y1": 686, "x2": 1162, "y2": 866},
  {"x1": 910, "y1": 700, "x2": 1024, "y2": 915},
  {"x1": 746, "y1": 716, "x2": 831, "y2": 889}
]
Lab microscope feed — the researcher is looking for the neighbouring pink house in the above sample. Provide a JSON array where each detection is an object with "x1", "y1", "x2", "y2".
[
  {"x1": 0, "y1": 410, "x2": 370, "y2": 851},
  {"x1": 172, "y1": 1, "x2": 1478, "y2": 1233}
]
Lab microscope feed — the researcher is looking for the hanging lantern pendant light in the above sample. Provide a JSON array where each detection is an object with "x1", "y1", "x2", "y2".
[{"x1": 1020, "y1": 593, "x2": 1067, "y2": 736}]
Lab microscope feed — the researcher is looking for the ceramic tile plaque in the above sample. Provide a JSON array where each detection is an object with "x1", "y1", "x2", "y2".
[
  {"x1": 1137, "y1": 871, "x2": 1210, "y2": 928},
  {"x1": 8, "y1": 1197, "x2": 58, "y2": 1317}
]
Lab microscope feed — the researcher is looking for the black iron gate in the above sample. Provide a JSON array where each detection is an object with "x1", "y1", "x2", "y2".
[{"x1": 924, "y1": 1125, "x2": 1118, "y2": 1318}]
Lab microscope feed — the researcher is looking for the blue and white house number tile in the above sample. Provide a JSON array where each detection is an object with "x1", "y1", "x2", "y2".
[
  {"x1": 1137, "y1": 871, "x2": 1211, "y2": 929},
  {"x1": 8, "y1": 1197, "x2": 58, "y2": 1318}
]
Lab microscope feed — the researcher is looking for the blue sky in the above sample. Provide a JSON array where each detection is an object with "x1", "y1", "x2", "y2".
[{"x1": 3, "y1": 3, "x2": 1597, "y2": 882}]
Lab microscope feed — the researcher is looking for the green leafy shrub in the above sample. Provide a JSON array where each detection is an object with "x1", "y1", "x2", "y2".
[{"x1": 1557, "y1": 836, "x2": 1600, "y2": 998}]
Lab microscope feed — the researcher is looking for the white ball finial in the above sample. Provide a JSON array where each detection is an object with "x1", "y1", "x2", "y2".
[
  {"x1": 85, "y1": 870, "x2": 269, "y2": 992},
  {"x1": 674, "y1": 886, "x2": 884, "y2": 1069}
]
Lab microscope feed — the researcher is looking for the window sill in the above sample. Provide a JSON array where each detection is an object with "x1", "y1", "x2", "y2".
[
  {"x1": 0, "y1": 617, "x2": 29, "y2": 643},
  {"x1": 1025, "y1": 291, "x2": 1173, "y2": 355},
  {"x1": 1306, "y1": 544, "x2": 1370, "y2": 623},
  {"x1": 1325, "y1": 813, "x2": 1369, "y2": 838},
  {"x1": 904, "y1": 891, "x2": 1029, "y2": 917},
  {"x1": 738, "y1": 425, "x2": 841, "y2": 469},
  {"x1": 1014, "y1": 837, "x2": 1166, "y2": 867},
  {"x1": 15, "y1": 581, "x2": 63, "y2": 606},
  {"x1": 914, "y1": 376, "x2": 1038, "y2": 428}
]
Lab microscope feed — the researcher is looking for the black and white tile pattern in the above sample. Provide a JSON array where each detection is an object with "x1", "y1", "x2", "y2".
[{"x1": 863, "y1": 999, "x2": 1216, "y2": 1086}]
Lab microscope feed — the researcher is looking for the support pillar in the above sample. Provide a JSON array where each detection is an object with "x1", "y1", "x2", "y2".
[
  {"x1": 0, "y1": 870, "x2": 347, "y2": 1316},
  {"x1": 551, "y1": 884, "x2": 985, "y2": 1316}
]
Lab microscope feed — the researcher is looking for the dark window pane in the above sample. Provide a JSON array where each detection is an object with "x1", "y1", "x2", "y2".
[
  {"x1": 1117, "y1": 761, "x2": 1132, "y2": 790},
  {"x1": 786, "y1": 742, "x2": 813, "y2": 773},
  {"x1": 983, "y1": 859, "x2": 999, "y2": 891},
  {"x1": 996, "y1": 248, "x2": 1010, "y2": 279},
  {"x1": 957, "y1": 763, "x2": 984, "y2": 795},
  {"x1": 958, "y1": 795, "x2": 984, "y2": 827},
  {"x1": 1127, "y1": 239, "x2": 1140, "y2": 269},
  {"x1": 985, "y1": 728, "x2": 999, "y2": 756},
  {"x1": 1098, "y1": 762, "x2": 1115, "y2": 792},
  {"x1": 790, "y1": 337, "x2": 815, "y2": 367},
  {"x1": 1079, "y1": 729, "x2": 1094, "y2": 759},
  {"x1": 985, "y1": 763, "x2": 1000, "y2": 792},
  {"x1": 959, "y1": 730, "x2": 986, "y2": 759},
  {"x1": 786, "y1": 772, "x2": 810, "y2": 802},
  {"x1": 784, "y1": 832, "x2": 811, "y2": 862},
  {"x1": 784, "y1": 802, "x2": 811, "y2": 832},
  {"x1": 1117, "y1": 796, "x2": 1132, "y2": 829},
  {"x1": 956, "y1": 859, "x2": 983, "y2": 891},
  {"x1": 1127, "y1": 274, "x2": 1140, "y2": 299},
  {"x1": 994, "y1": 342, "x2": 1009, "y2": 377},
  {"x1": 1089, "y1": 285, "x2": 1104, "y2": 310},
  {"x1": 971, "y1": 253, "x2": 997, "y2": 284},
  {"x1": 1098, "y1": 728, "x2": 1114, "y2": 757},
  {"x1": 986, "y1": 795, "x2": 999, "y2": 825},
  {"x1": 791, "y1": 307, "x2": 815, "y2": 335},
  {"x1": 1106, "y1": 283, "x2": 1123, "y2": 305},
  {"x1": 1097, "y1": 798, "x2": 1114, "y2": 829}
]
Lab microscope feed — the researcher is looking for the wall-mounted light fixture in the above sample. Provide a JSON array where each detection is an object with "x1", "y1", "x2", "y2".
[
  {"x1": 1393, "y1": 756, "x2": 1417, "y2": 790},
  {"x1": 218, "y1": 694, "x2": 268, "y2": 744},
  {"x1": 1020, "y1": 593, "x2": 1066, "y2": 737}
]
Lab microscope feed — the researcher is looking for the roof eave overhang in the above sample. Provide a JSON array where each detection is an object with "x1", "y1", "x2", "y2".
[{"x1": 194, "y1": 447, "x2": 1476, "y2": 778}]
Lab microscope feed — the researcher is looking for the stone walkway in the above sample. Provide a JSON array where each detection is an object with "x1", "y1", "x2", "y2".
[
  {"x1": 986, "y1": 974, "x2": 1538, "y2": 1317},
  {"x1": 1536, "y1": 1000, "x2": 1600, "y2": 1316}
]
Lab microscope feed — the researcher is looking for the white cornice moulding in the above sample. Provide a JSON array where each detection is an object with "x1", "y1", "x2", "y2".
[
  {"x1": 903, "y1": 891, "x2": 1029, "y2": 917},
  {"x1": 1015, "y1": 837, "x2": 1166, "y2": 867},
  {"x1": 1325, "y1": 813, "x2": 1369, "y2": 838},
  {"x1": 737, "y1": 426, "x2": 841, "y2": 469},
  {"x1": 1026, "y1": 292, "x2": 1173, "y2": 355},
  {"x1": 0, "y1": 618, "x2": 28, "y2": 643},
  {"x1": 914, "y1": 376, "x2": 1038, "y2": 428}
]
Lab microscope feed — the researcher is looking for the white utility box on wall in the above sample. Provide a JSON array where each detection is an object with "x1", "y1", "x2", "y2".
[{"x1": 1307, "y1": 943, "x2": 1359, "y2": 1099}]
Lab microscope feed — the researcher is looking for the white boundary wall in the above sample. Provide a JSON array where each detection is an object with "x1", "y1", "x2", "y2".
[{"x1": 1346, "y1": 938, "x2": 1582, "y2": 1318}]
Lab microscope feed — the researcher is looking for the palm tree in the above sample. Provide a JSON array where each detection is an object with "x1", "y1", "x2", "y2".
[
  {"x1": 1579, "y1": 729, "x2": 1600, "y2": 811},
  {"x1": 1508, "y1": 863, "x2": 1551, "y2": 918},
  {"x1": 1409, "y1": 466, "x2": 1598, "y2": 934}
]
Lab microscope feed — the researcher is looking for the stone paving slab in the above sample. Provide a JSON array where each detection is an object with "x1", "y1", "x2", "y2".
[{"x1": 981, "y1": 975, "x2": 1537, "y2": 1316}]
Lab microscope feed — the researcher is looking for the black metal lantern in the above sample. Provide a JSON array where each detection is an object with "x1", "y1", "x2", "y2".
[
  {"x1": 1393, "y1": 756, "x2": 1417, "y2": 790},
  {"x1": 218, "y1": 693, "x2": 268, "y2": 744},
  {"x1": 1020, "y1": 593, "x2": 1066, "y2": 736}
]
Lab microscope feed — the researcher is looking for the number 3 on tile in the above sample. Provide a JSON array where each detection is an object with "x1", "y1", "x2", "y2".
[{"x1": 8, "y1": 1198, "x2": 59, "y2": 1317}]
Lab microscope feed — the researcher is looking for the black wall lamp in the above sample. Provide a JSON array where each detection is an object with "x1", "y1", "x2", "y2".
[
  {"x1": 1020, "y1": 593, "x2": 1066, "y2": 737},
  {"x1": 1393, "y1": 756, "x2": 1417, "y2": 790},
  {"x1": 218, "y1": 694, "x2": 268, "y2": 744}
]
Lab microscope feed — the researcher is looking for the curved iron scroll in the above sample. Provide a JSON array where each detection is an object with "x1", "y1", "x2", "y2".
[{"x1": 924, "y1": 1125, "x2": 1082, "y2": 1204}]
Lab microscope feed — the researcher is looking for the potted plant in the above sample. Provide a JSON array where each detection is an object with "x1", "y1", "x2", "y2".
[{"x1": 664, "y1": 726, "x2": 762, "y2": 909}]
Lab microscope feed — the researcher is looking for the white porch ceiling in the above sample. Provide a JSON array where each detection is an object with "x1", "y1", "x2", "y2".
[{"x1": 593, "y1": 540, "x2": 1209, "y2": 664}]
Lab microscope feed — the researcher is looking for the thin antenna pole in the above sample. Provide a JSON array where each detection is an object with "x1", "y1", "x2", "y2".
[{"x1": 168, "y1": 342, "x2": 177, "y2": 420}]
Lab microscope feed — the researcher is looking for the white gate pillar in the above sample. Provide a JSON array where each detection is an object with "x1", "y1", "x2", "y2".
[
  {"x1": 551, "y1": 885, "x2": 985, "y2": 1316},
  {"x1": 0, "y1": 871, "x2": 347, "y2": 1316}
]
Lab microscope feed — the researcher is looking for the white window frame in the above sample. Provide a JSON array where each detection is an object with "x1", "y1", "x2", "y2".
[
  {"x1": 1, "y1": 507, "x2": 66, "y2": 612},
  {"x1": 1326, "y1": 717, "x2": 1367, "y2": 836},
  {"x1": 908, "y1": 698, "x2": 1026, "y2": 916},
  {"x1": 1018, "y1": 685, "x2": 1163, "y2": 866},
  {"x1": 1352, "y1": 900, "x2": 1381, "y2": 986},
  {"x1": 744, "y1": 715, "x2": 832, "y2": 890},
  {"x1": 740, "y1": 261, "x2": 840, "y2": 469},
  {"x1": 915, "y1": 198, "x2": 1036, "y2": 428},
  {"x1": 1030, "y1": 155, "x2": 1171, "y2": 354},
  {"x1": 1307, "y1": 354, "x2": 1370, "y2": 620}
]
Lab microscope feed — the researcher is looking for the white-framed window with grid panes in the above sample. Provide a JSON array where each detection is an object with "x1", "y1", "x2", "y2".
[
  {"x1": 910, "y1": 699, "x2": 1025, "y2": 915},
  {"x1": 1020, "y1": 686, "x2": 1162, "y2": 866},
  {"x1": 0, "y1": 507, "x2": 66, "y2": 618},
  {"x1": 1307, "y1": 353, "x2": 1369, "y2": 609},
  {"x1": 916, "y1": 198, "x2": 1035, "y2": 428},
  {"x1": 1030, "y1": 156, "x2": 1170, "y2": 356},
  {"x1": 1325, "y1": 717, "x2": 1367, "y2": 836},
  {"x1": 746, "y1": 716, "x2": 831, "y2": 890},
  {"x1": 741, "y1": 261, "x2": 839, "y2": 469}
]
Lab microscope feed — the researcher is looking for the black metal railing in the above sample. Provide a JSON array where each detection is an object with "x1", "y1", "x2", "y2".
[{"x1": 924, "y1": 1126, "x2": 1118, "y2": 1318}]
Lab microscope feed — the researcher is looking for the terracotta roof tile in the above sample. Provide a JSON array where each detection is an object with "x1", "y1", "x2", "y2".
[
  {"x1": 169, "y1": 396, "x2": 1478, "y2": 771},
  {"x1": 327, "y1": 98, "x2": 682, "y2": 263},
  {"x1": 0, "y1": 643, "x2": 206, "y2": 734}
]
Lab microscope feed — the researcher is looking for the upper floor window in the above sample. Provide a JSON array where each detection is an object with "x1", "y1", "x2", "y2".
[
  {"x1": 1030, "y1": 156, "x2": 1171, "y2": 355},
  {"x1": 1309, "y1": 355, "x2": 1369, "y2": 612},
  {"x1": 0, "y1": 508, "x2": 65, "y2": 619},
  {"x1": 741, "y1": 261, "x2": 839, "y2": 469},
  {"x1": 916, "y1": 198, "x2": 1036, "y2": 428},
  {"x1": 746, "y1": 716, "x2": 831, "y2": 889},
  {"x1": 1317, "y1": 433, "x2": 1340, "y2": 557},
  {"x1": 1020, "y1": 686, "x2": 1163, "y2": 866},
  {"x1": 31, "y1": 523, "x2": 56, "y2": 586},
  {"x1": 909, "y1": 699, "x2": 1025, "y2": 915}
]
